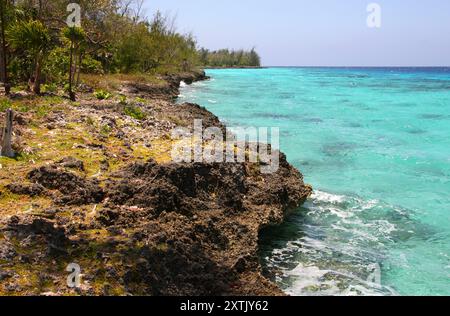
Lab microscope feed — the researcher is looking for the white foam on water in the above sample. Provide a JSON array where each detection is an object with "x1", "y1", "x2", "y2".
[
  {"x1": 311, "y1": 190, "x2": 346, "y2": 204},
  {"x1": 261, "y1": 189, "x2": 409, "y2": 296},
  {"x1": 285, "y1": 264, "x2": 397, "y2": 296},
  {"x1": 284, "y1": 263, "x2": 396, "y2": 296},
  {"x1": 328, "y1": 207, "x2": 354, "y2": 219},
  {"x1": 285, "y1": 265, "x2": 334, "y2": 296}
]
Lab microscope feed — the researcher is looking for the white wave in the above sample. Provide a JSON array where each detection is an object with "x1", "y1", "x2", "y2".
[
  {"x1": 328, "y1": 207, "x2": 354, "y2": 219},
  {"x1": 285, "y1": 265, "x2": 333, "y2": 296},
  {"x1": 179, "y1": 81, "x2": 187, "y2": 87},
  {"x1": 285, "y1": 263, "x2": 397, "y2": 296},
  {"x1": 208, "y1": 99, "x2": 217, "y2": 104},
  {"x1": 311, "y1": 190, "x2": 346, "y2": 204},
  {"x1": 262, "y1": 189, "x2": 410, "y2": 296}
]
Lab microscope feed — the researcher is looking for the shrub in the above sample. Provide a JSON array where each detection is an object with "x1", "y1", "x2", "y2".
[
  {"x1": 82, "y1": 56, "x2": 104, "y2": 74},
  {"x1": 124, "y1": 105, "x2": 146, "y2": 120},
  {"x1": 0, "y1": 99, "x2": 13, "y2": 112},
  {"x1": 41, "y1": 83, "x2": 58, "y2": 94},
  {"x1": 94, "y1": 90, "x2": 112, "y2": 100},
  {"x1": 45, "y1": 47, "x2": 70, "y2": 83},
  {"x1": 118, "y1": 95, "x2": 127, "y2": 105}
]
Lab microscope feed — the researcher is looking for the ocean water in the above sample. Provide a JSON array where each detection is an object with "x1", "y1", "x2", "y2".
[{"x1": 178, "y1": 67, "x2": 450, "y2": 296}]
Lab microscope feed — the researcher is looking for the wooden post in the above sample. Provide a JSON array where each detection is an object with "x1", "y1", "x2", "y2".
[{"x1": 1, "y1": 109, "x2": 14, "y2": 158}]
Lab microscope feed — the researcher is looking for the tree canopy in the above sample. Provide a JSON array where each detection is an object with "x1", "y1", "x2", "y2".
[
  {"x1": 0, "y1": 0, "x2": 261, "y2": 95},
  {"x1": 199, "y1": 48, "x2": 261, "y2": 68}
]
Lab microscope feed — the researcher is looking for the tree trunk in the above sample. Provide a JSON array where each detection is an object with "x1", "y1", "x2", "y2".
[
  {"x1": 0, "y1": 45, "x2": 4, "y2": 82},
  {"x1": 75, "y1": 52, "x2": 82, "y2": 86},
  {"x1": 71, "y1": 49, "x2": 77, "y2": 85},
  {"x1": 32, "y1": 53, "x2": 42, "y2": 95},
  {"x1": 1, "y1": 108, "x2": 14, "y2": 158},
  {"x1": 68, "y1": 42, "x2": 76, "y2": 101}
]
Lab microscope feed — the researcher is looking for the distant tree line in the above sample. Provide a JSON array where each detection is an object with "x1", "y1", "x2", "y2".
[{"x1": 198, "y1": 48, "x2": 261, "y2": 68}]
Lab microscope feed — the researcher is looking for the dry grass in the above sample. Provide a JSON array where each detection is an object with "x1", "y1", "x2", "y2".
[{"x1": 80, "y1": 73, "x2": 166, "y2": 92}]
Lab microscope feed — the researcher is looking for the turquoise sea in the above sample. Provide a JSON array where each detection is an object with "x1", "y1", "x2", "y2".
[{"x1": 178, "y1": 67, "x2": 450, "y2": 296}]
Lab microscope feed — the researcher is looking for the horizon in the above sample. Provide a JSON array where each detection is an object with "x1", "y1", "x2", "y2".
[
  {"x1": 1, "y1": 0, "x2": 450, "y2": 300},
  {"x1": 143, "y1": 0, "x2": 450, "y2": 67},
  {"x1": 209, "y1": 66, "x2": 450, "y2": 68}
]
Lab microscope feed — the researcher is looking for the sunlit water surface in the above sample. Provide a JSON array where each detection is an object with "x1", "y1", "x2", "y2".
[{"x1": 178, "y1": 67, "x2": 450, "y2": 296}]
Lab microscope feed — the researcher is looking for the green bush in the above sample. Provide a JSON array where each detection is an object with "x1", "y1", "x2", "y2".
[
  {"x1": 82, "y1": 56, "x2": 104, "y2": 74},
  {"x1": 94, "y1": 90, "x2": 112, "y2": 100},
  {"x1": 124, "y1": 104, "x2": 146, "y2": 120},
  {"x1": 41, "y1": 83, "x2": 58, "y2": 93},
  {"x1": 2, "y1": 3, "x2": 262, "y2": 92},
  {"x1": 45, "y1": 47, "x2": 70, "y2": 83},
  {"x1": 64, "y1": 83, "x2": 70, "y2": 93},
  {"x1": 0, "y1": 99, "x2": 13, "y2": 112},
  {"x1": 118, "y1": 95, "x2": 127, "y2": 105}
]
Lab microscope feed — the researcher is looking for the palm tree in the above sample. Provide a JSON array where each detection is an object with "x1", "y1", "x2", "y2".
[
  {"x1": 7, "y1": 20, "x2": 50, "y2": 94},
  {"x1": 63, "y1": 26, "x2": 85, "y2": 101}
]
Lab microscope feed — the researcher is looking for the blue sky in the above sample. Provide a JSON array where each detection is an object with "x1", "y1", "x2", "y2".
[{"x1": 143, "y1": 0, "x2": 450, "y2": 66}]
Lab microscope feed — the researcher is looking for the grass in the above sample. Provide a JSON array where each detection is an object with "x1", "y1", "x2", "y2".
[
  {"x1": 0, "y1": 98, "x2": 12, "y2": 112},
  {"x1": 41, "y1": 83, "x2": 58, "y2": 94},
  {"x1": 0, "y1": 119, "x2": 104, "y2": 211},
  {"x1": 0, "y1": 95, "x2": 66, "y2": 114},
  {"x1": 0, "y1": 186, "x2": 54, "y2": 217},
  {"x1": 134, "y1": 97, "x2": 146, "y2": 104},
  {"x1": 81, "y1": 73, "x2": 165, "y2": 92},
  {"x1": 132, "y1": 138, "x2": 175, "y2": 164}
]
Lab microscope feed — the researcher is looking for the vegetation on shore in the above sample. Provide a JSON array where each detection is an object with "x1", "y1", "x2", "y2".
[
  {"x1": 0, "y1": 0, "x2": 199, "y2": 94},
  {"x1": 198, "y1": 48, "x2": 261, "y2": 68},
  {"x1": 0, "y1": 0, "x2": 261, "y2": 100}
]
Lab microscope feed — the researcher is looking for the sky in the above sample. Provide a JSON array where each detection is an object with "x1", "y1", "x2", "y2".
[{"x1": 142, "y1": 0, "x2": 450, "y2": 66}]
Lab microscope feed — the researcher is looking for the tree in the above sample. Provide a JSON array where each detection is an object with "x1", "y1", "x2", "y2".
[
  {"x1": 0, "y1": 0, "x2": 10, "y2": 94},
  {"x1": 63, "y1": 26, "x2": 85, "y2": 101},
  {"x1": 249, "y1": 48, "x2": 261, "y2": 67},
  {"x1": 198, "y1": 48, "x2": 261, "y2": 68},
  {"x1": 7, "y1": 20, "x2": 51, "y2": 94},
  {"x1": 3, "y1": 1, "x2": 204, "y2": 86}
]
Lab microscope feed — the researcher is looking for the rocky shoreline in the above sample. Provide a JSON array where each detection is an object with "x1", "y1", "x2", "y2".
[{"x1": 0, "y1": 70, "x2": 312, "y2": 296}]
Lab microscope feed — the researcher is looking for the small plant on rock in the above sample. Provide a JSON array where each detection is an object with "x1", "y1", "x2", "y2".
[
  {"x1": 94, "y1": 90, "x2": 112, "y2": 100},
  {"x1": 124, "y1": 104, "x2": 146, "y2": 120},
  {"x1": 118, "y1": 95, "x2": 127, "y2": 105}
]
